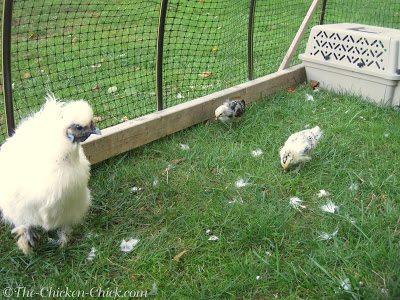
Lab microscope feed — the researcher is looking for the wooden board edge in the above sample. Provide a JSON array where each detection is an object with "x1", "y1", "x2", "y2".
[{"x1": 82, "y1": 64, "x2": 306, "y2": 164}]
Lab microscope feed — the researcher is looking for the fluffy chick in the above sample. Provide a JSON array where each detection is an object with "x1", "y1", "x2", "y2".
[
  {"x1": 0, "y1": 93, "x2": 101, "y2": 255},
  {"x1": 215, "y1": 98, "x2": 246, "y2": 123},
  {"x1": 280, "y1": 126, "x2": 323, "y2": 171}
]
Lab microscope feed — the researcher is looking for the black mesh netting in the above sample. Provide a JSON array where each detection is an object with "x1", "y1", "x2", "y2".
[{"x1": 1, "y1": 0, "x2": 399, "y2": 142}]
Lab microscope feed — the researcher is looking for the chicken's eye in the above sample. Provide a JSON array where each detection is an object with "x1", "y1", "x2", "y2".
[{"x1": 75, "y1": 125, "x2": 83, "y2": 131}]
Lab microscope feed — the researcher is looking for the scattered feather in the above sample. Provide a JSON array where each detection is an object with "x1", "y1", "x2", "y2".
[
  {"x1": 340, "y1": 277, "x2": 352, "y2": 291},
  {"x1": 22, "y1": 72, "x2": 32, "y2": 80},
  {"x1": 289, "y1": 197, "x2": 306, "y2": 210},
  {"x1": 235, "y1": 178, "x2": 249, "y2": 188},
  {"x1": 265, "y1": 251, "x2": 272, "y2": 256},
  {"x1": 130, "y1": 186, "x2": 142, "y2": 193},
  {"x1": 148, "y1": 283, "x2": 158, "y2": 296},
  {"x1": 205, "y1": 229, "x2": 213, "y2": 235},
  {"x1": 91, "y1": 63, "x2": 101, "y2": 68},
  {"x1": 317, "y1": 189, "x2": 330, "y2": 198},
  {"x1": 86, "y1": 247, "x2": 97, "y2": 261},
  {"x1": 384, "y1": 133, "x2": 389, "y2": 138},
  {"x1": 173, "y1": 250, "x2": 188, "y2": 262},
  {"x1": 318, "y1": 229, "x2": 338, "y2": 240},
  {"x1": 256, "y1": 276, "x2": 261, "y2": 280},
  {"x1": 152, "y1": 178, "x2": 159, "y2": 188},
  {"x1": 107, "y1": 86, "x2": 118, "y2": 94},
  {"x1": 120, "y1": 238, "x2": 140, "y2": 253},
  {"x1": 305, "y1": 93, "x2": 314, "y2": 102},
  {"x1": 251, "y1": 148, "x2": 264, "y2": 157},
  {"x1": 176, "y1": 93, "x2": 184, "y2": 99},
  {"x1": 208, "y1": 235, "x2": 219, "y2": 241},
  {"x1": 179, "y1": 143, "x2": 190, "y2": 151},
  {"x1": 72, "y1": 36, "x2": 80, "y2": 43},
  {"x1": 349, "y1": 182, "x2": 359, "y2": 192},
  {"x1": 320, "y1": 200, "x2": 339, "y2": 214},
  {"x1": 228, "y1": 196, "x2": 243, "y2": 205}
]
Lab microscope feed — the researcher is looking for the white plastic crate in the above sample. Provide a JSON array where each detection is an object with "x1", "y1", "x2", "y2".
[{"x1": 300, "y1": 23, "x2": 400, "y2": 106}]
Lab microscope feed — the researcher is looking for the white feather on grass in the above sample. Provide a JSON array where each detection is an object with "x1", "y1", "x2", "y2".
[
  {"x1": 235, "y1": 178, "x2": 249, "y2": 188},
  {"x1": 208, "y1": 235, "x2": 219, "y2": 241},
  {"x1": 318, "y1": 229, "x2": 338, "y2": 240},
  {"x1": 349, "y1": 182, "x2": 359, "y2": 192},
  {"x1": 320, "y1": 200, "x2": 339, "y2": 214},
  {"x1": 251, "y1": 149, "x2": 264, "y2": 157},
  {"x1": 228, "y1": 196, "x2": 243, "y2": 204},
  {"x1": 340, "y1": 277, "x2": 352, "y2": 291},
  {"x1": 120, "y1": 238, "x2": 140, "y2": 253},
  {"x1": 317, "y1": 189, "x2": 330, "y2": 198},
  {"x1": 86, "y1": 247, "x2": 97, "y2": 261},
  {"x1": 289, "y1": 197, "x2": 306, "y2": 210},
  {"x1": 179, "y1": 143, "x2": 190, "y2": 151},
  {"x1": 305, "y1": 93, "x2": 314, "y2": 102}
]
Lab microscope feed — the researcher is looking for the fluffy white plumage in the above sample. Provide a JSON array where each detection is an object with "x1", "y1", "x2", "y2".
[
  {"x1": 0, "y1": 93, "x2": 100, "y2": 254},
  {"x1": 215, "y1": 98, "x2": 246, "y2": 123},
  {"x1": 280, "y1": 126, "x2": 323, "y2": 170}
]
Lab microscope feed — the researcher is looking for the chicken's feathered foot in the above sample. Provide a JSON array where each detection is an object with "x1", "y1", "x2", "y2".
[{"x1": 11, "y1": 226, "x2": 40, "y2": 255}]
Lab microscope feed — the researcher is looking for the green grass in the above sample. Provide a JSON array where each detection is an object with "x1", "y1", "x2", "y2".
[{"x1": 1, "y1": 85, "x2": 399, "y2": 299}]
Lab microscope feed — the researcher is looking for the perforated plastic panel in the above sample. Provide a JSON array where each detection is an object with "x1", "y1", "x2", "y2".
[{"x1": 300, "y1": 23, "x2": 400, "y2": 106}]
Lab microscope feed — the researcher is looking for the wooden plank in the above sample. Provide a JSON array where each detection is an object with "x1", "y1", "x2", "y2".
[
  {"x1": 82, "y1": 64, "x2": 306, "y2": 164},
  {"x1": 278, "y1": 0, "x2": 321, "y2": 71}
]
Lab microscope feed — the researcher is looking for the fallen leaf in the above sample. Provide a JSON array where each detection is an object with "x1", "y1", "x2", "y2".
[
  {"x1": 310, "y1": 80, "x2": 320, "y2": 89},
  {"x1": 120, "y1": 116, "x2": 129, "y2": 122},
  {"x1": 72, "y1": 36, "x2": 80, "y2": 43},
  {"x1": 93, "y1": 116, "x2": 103, "y2": 123},
  {"x1": 211, "y1": 46, "x2": 219, "y2": 54},
  {"x1": 22, "y1": 72, "x2": 31, "y2": 80},
  {"x1": 199, "y1": 71, "x2": 214, "y2": 78},
  {"x1": 287, "y1": 86, "x2": 296, "y2": 93},
  {"x1": 171, "y1": 157, "x2": 186, "y2": 165},
  {"x1": 28, "y1": 33, "x2": 37, "y2": 40},
  {"x1": 208, "y1": 235, "x2": 219, "y2": 241},
  {"x1": 173, "y1": 250, "x2": 188, "y2": 262},
  {"x1": 92, "y1": 84, "x2": 101, "y2": 92}
]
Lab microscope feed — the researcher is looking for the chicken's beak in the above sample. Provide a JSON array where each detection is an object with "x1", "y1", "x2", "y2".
[{"x1": 91, "y1": 125, "x2": 101, "y2": 136}]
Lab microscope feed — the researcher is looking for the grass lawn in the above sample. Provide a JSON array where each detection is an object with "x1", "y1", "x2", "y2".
[{"x1": 1, "y1": 84, "x2": 399, "y2": 299}]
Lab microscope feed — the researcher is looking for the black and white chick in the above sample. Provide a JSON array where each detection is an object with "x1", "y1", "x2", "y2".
[
  {"x1": 280, "y1": 126, "x2": 323, "y2": 171},
  {"x1": 215, "y1": 98, "x2": 246, "y2": 123},
  {"x1": 0, "y1": 93, "x2": 101, "y2": 255}
]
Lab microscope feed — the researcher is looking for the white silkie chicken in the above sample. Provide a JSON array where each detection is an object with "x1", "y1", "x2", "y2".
[
  {"x1": 280, "y1": 126, "x2": 323, "y2": 171},
  {"x1": 215, "y1": 98, "x2": 246, "y2": 123},
  {"x1": 0, "y1": 94, "x2": 101, "y2": 255}
]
